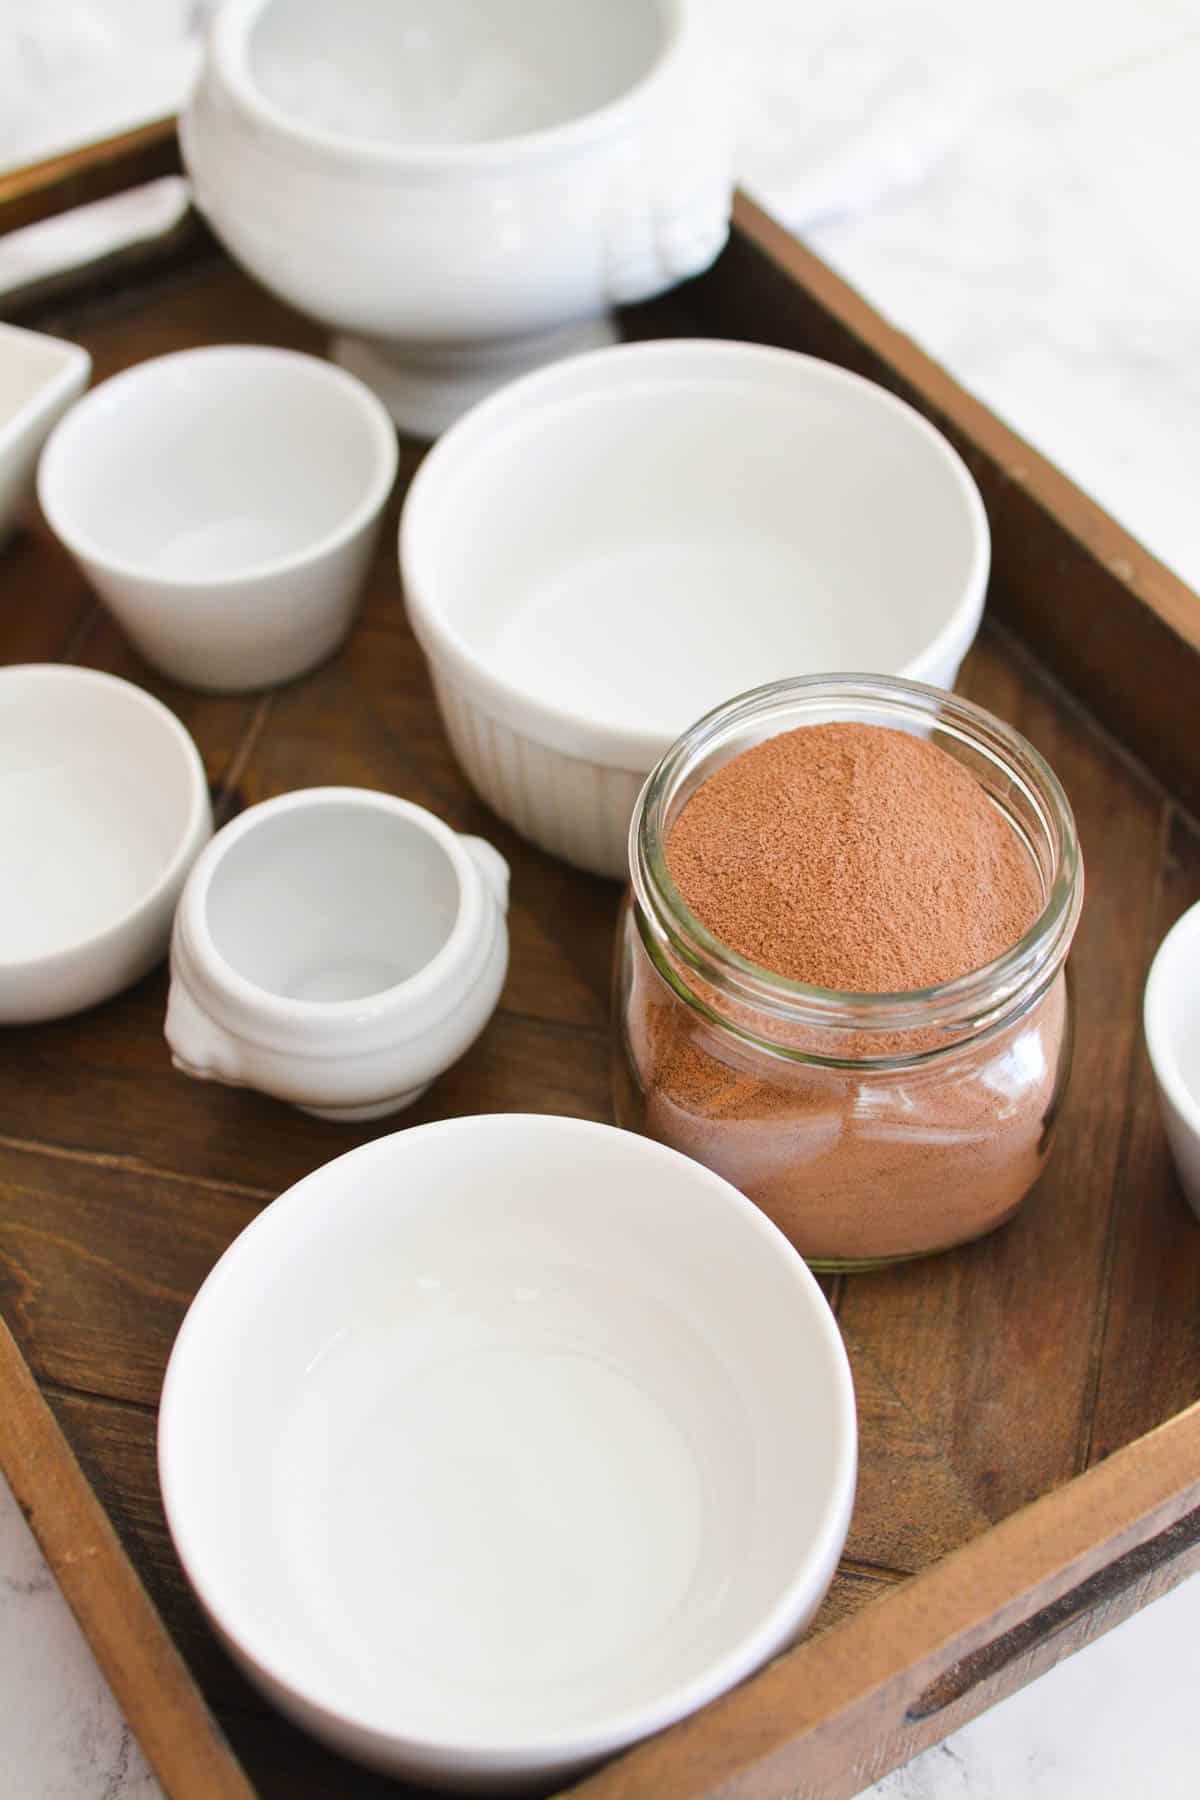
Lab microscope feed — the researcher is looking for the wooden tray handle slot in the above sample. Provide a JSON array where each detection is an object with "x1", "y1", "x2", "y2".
[{"x1": 907, "y1": 1501, "x2": 1200, "y2": 1721}]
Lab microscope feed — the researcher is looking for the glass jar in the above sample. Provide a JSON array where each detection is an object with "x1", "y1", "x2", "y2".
[{"x1": 613, "y1": 675, "x2": 1084, "y2": 1270}]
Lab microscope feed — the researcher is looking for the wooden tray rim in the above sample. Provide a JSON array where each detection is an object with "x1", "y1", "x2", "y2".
[{"x1": 4, "y1": 123, "x2": 1200, "y2": 1800}]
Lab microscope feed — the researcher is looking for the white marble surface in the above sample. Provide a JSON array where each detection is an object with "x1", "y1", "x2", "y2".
[
  {"x1": 797, "y1": 0, "x2": 1200, "y2": 596},
  {"x1": 3, "y1": 2, "x2": 1200, "y2": 1796},
  {"x1": 872, "y1": 1569, "x2": 1200, "y2": 1800},
  {"x1": 0, "y1": 1471, "x2": 159, "y2": 1799},
  {"x1": 0, "y1": 1, "x2": 204, "y2": 168}
]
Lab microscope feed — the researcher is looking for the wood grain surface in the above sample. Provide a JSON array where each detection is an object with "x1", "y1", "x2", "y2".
[
  {"x1": 3, "y1": 214, "x2": 1200, "y2": 1799},
  {"x1": 0, "y1": 116, "x2": 179, "y2": 236}
]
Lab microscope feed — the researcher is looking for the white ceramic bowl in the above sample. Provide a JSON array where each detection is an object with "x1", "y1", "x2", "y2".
[
  {"x1": 0, "y1": 321, "x2": 90, "y2": 544},
  {"x1": 158, "y1": 1114, "x2": 856, "y2": 1793},
  {"x1": 1144, "y1": 899, "x2": 1200, "y2": 1219},
  {"x1": 166, "y1": 787, "x2": 510, "y2": 1121},
  {"x1": 0, "y1": 664, "x2": 212, "y2": 1025},
  {"x1": 38, "y1": 346, "x2": 397, "y2": 693},
  {"x1": 180, "y1": 0, "x2": 732, "y2": 436},
  {"x1": 400, "y1": 337, "x2": 991, "y2": 876}
]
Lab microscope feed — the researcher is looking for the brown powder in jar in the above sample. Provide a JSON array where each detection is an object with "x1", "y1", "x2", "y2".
[
  {"x1": 667, "y1": 722, "x2": 1040, "y2": 991},
  {"x1": 622, "y1": 722, "x2": 1066, "y2": 1265}
]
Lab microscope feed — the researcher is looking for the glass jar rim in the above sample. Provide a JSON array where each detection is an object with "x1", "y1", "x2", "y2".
[{"x1": 630, "y1": 673, "x2": 1083, "y2": 1046}]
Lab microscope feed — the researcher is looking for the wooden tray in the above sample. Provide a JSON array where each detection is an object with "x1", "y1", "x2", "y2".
[{"x1": 4, "y1": 134, "x2": 1200, "y2": 1800}]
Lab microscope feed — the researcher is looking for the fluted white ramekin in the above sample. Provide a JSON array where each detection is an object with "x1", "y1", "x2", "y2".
[
  {"x1": 428, "y1": 670, "x2": 644, "y2": 881},
  {"x1": 400, "y1": 339, "x2": 990, "y2": 878}
]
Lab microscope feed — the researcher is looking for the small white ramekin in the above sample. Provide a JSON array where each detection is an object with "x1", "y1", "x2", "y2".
[
  {"x1": 165, "y1": 787, "x2": 509, "y2": 1120},
  {"x1": 1144, "y1": 898, "x2": 1200, "y2": 1220},
  {"x1": 400, "y1": 338, "x2": 990, "y2": 877},
  {"x1": 38, "y1": 345, "x2": 397, "y2": 693}
]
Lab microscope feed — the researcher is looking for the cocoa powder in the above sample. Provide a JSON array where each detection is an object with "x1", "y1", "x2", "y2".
[
  {"x1": 621, "y1": 721, "x2": 1067, "y2": 1265},
  {"x1": 667, "y1": 723, "x2": 1040, "y2": 991}
]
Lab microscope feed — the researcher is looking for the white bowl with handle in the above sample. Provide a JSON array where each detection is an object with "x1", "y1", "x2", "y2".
[
  {"x1": 158, "y1": 1113, "x2": 857, "y2": 1792},
  {"x1": 400, "y1": 337, "x2": 991, "y2": 876},
  {"x1": 166, "y1": 786, "x2": 509, "y2": 1121},
  {"x1": 180, "y1": 0, "x2": 732, "y2": 436}
]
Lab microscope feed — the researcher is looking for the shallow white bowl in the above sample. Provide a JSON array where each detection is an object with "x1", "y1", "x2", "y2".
[
  {"x1": 180, "y1": 0, "x2": 731, "y2": 435},
  {"x1": 38, "y1": 345, "x2": 397, "y2": 693},
  {"x1": 0, "y1": 664, "x2": 212, "y2": 1025},
  {"x1": 0, "y1": 321, "x2": 90, "y2": 543},
  {"x1": 400, "y1": 338, "x2": 990, "y2": 876},
  {"x1": 159, "y1": 1114, "x2": 856, "y2": 1793},
  {"x1": 1144, "y1": 899, "x2": 1200, "y2": 1219}
]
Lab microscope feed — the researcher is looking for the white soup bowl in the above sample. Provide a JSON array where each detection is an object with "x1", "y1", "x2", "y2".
[
  {"x1": 0, "y1": 664, "x2": 212, "y2": 1024},
  {"x1": 400, "y1": 338, "x2": 991, "y2": 876},
  {"x1": 166, "y1": 787, "x2": 509, "y2": 1120},
  {"x1": 1144, "y1": 898, "x2": 1200, "y2": 1220},
  {"x1": 158, "y1": 1113, "x2": 857, "y2": 1792},
  {"x1": 180, "y1": 0, "x2": 732, "y2": 436},
  {"x1": 38, "y1": 346, "x2": 397, "y2": 693}
]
